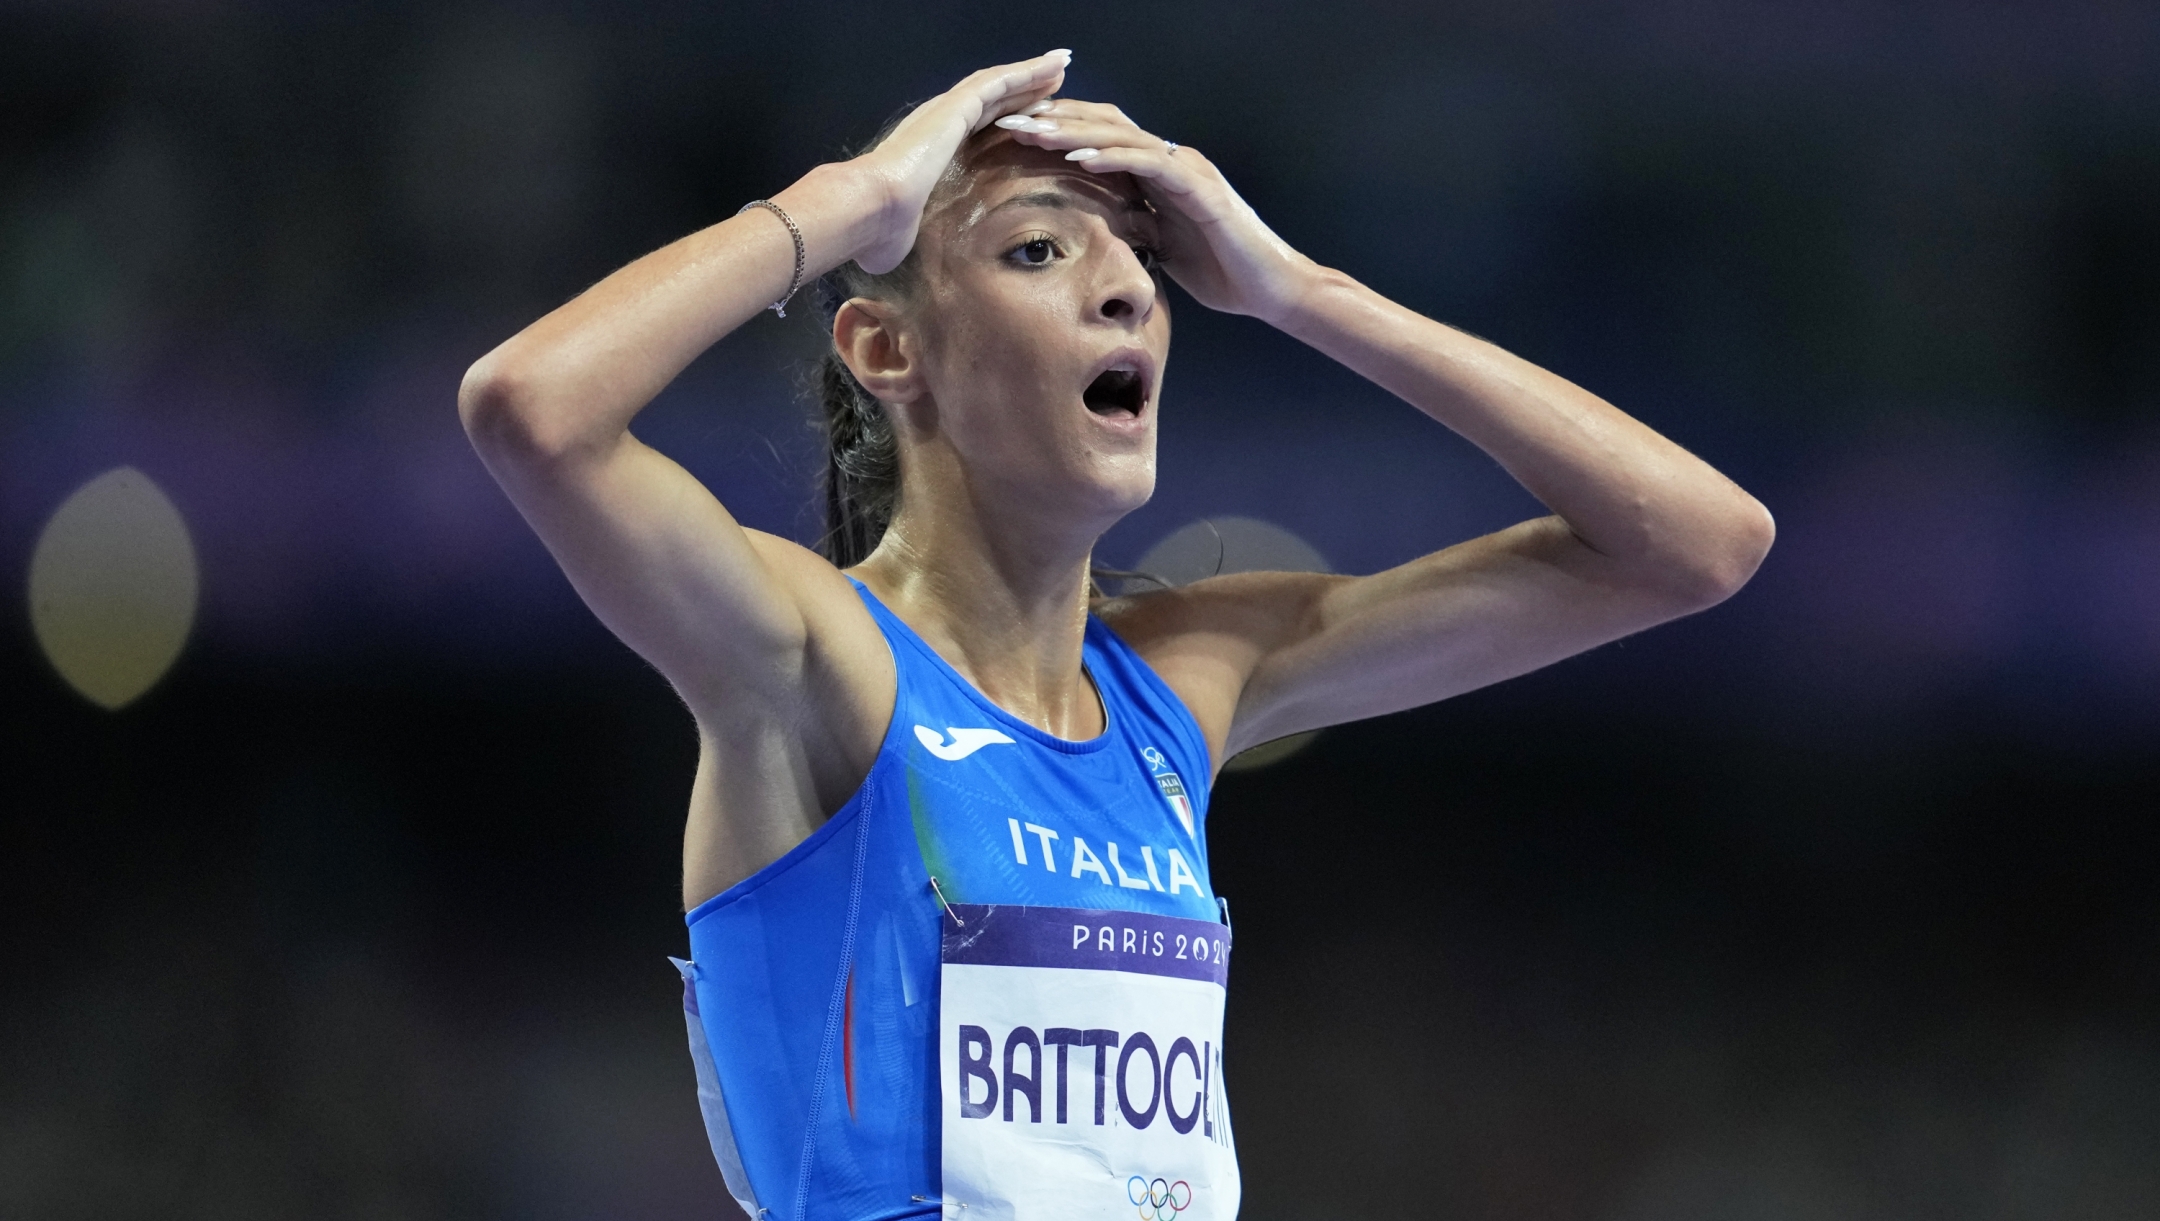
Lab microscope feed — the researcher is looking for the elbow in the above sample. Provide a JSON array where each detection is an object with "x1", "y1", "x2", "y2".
[
  {"x1": 1663, "y1": 493, "x2": 1776, "y2": 611},
  {"x1": 459, "y1": 354, "x2": 568, "y2": 462},
  {"x1": 458, "y1": 354, "x2": 525, "y2": 447}
]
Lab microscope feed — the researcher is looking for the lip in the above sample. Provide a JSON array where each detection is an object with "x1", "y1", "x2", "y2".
[{"x1": 1079, "y1": 345, "x2": 1158, "y2": 434}]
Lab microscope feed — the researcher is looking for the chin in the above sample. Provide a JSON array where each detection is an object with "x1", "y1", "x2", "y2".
[{"x1": 1079, "y1": 459, "x2": 1156, "y2": 523}]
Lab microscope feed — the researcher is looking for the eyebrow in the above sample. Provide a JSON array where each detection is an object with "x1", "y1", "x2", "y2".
[{"x1": 988, "y1": 188, "x2": 1152, "y2": 216}]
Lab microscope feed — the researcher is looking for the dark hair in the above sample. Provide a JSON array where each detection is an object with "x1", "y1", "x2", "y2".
[
  {"x1": 812, "y1": 262, "x2": 914, "y2": 567},
  {"x1": 807, "y1": 104, "x2": 1165, "y2": 595},
  {"x1": 812, "y1": 105, "x2": 933, "y2": 568}
]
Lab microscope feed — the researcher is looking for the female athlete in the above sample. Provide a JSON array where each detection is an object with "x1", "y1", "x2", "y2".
[{"x1": 460, "y1": 50, "x2": 1773, "y2": 1221}]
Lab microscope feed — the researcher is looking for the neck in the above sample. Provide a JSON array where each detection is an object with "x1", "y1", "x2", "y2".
[{"x1": 850, "y1": 487, "x2": 1109, "y2": 742}]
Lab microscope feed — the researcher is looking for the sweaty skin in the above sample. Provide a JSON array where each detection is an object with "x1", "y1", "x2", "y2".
[{"x1": 457, "y1": 51, "x2": 1775, "y2": 911}]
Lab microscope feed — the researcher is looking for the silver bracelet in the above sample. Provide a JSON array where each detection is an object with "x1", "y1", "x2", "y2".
[{"x1": 737, "y1": 199, "x2": 806, "y2": 318}]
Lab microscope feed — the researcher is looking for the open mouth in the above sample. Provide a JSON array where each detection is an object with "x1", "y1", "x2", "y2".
[{"x1": 1083, "y1": 368, "x2": 1146, "y2": 418}]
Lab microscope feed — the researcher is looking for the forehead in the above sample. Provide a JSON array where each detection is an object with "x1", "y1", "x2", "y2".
[{"x1": 934, "y1": 131, "x2": 1153, "y2": 231}]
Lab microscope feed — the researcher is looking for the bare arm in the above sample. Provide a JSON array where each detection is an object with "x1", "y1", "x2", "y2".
[
  {"x1": 1280, "y1": 273, "x2": 1773, "y2": 608},
  {"x1": 1019, "y1": 103, "x2": 1773, "y2": 765},
  {"x1": 459, "y1": 55, "x2": 1072, "y2": 900},
  {"x1": 457, "y1": 163, "x2": 883, "y2": 706},
  {"x1": 1116, "y1": 277, "x2": 1774, "y2": 760},
  {"x1": 458, "y1": 53, "x2": 1071, "y2": 714}
]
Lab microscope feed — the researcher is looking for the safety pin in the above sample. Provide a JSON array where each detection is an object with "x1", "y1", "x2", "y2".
[
  {"x1": 911, "y1": 1196, "x2": 963, "y2": 1210},
  {"x1": 928, "y1": 876, "x2": 964, "y2": 926}
]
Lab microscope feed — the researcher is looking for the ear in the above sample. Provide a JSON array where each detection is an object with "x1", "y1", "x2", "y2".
[{"x1": 832, "y1": 298, "x2": 922, "y2": 408}]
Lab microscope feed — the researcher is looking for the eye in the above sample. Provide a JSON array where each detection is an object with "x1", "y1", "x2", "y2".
[
  {"x1": 1130, "y1": 243, "x2": 1166, "y2": 272},
  {"x1": 1007, "y1": 236, "x2": 1061, "y2": 267}
]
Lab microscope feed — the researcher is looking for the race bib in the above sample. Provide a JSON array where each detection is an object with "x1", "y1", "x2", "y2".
[{"x1": 939, "y1": 904, "x2": 1237, "y2": 1221}]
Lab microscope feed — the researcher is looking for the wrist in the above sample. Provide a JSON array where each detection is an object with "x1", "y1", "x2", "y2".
[
  {"x1": 1256, "y1": 259, "x2": 1355, "y2": 334},
  {"x1": 769, "y1": 161, "x2": 899, "y2": 278}
]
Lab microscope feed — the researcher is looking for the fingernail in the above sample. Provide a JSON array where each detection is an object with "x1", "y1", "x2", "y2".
[
  {"x1": 1065, "y1": 148, "x2": 1100, "y2": 161},
  {"x1": 1025, "y1": 100, "x2": 1055, "y2": 115},
  {"x1": 1048, "y1": 48, "x2": 1072, "y2": 58},
  {"x1": 1022, "y1": 119, "x2": 1058, "y2": 133},
  {"x1": 994, "y1": 115, "x2": 1032, "y2": 129}
]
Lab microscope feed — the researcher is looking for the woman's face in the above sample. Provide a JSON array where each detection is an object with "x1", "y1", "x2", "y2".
[{"x1": 897, "y1": 133, "x2": 1171, "y2": 534}]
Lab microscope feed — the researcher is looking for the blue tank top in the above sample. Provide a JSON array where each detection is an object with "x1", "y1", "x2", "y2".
[{"x1": 674, "y1": 579, "x2": 1221, "y2": 1221}]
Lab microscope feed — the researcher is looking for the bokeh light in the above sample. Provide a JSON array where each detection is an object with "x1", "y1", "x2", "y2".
[
  {"x1": 1135, "y1": 515, "x2": 1332, "y2": 587},
  {"x1": 8, "y1": 8, "x2": 2160, "y2": 1217},
  {"x1": 1219, "y1": 731, "x2": 1320, "y2": 774},
  {"x1": 1138, "y1": 517, "x2": 1328, "y2": 771},
  {"x1": 27, "y1": 466, "x2": 198, "y2": 710}
]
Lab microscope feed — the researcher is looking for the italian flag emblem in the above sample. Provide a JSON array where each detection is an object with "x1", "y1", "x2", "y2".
[{"x1": 1154, "y1": 770, "x2": 1195, "y2": 838}]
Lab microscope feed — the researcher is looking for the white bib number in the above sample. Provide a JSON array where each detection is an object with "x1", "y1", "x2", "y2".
[{"x1": 940, "y1": 904, "x2": 1238, "y2": 1221}]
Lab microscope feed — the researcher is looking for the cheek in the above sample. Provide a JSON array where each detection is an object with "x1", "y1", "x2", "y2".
[
  {"x1": 931, "y1": 281, "x2": 1084, "y2": 409},
  {"x1": 976, "y1": 278, "x2": 1075, "y2": 365}
]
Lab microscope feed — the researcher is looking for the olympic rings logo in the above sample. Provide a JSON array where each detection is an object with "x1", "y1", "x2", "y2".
[{"x1": 1126, "y1": 1176, "x2": 1192, "y2": 1221}]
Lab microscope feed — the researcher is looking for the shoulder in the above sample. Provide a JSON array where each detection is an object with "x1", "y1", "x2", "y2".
[
  {"x1": 1093, "y1": 569, "x2": 1345, "y2": 657},
  {"x1": 742, "y1": 530, "x2": 872, "y2": 637},
  {"x1": 689, "y1": 529, "x2": 894, "y2": 732},
  {"x1": 1091, "y1": 570, "x2": 1346, "y2": 769}
]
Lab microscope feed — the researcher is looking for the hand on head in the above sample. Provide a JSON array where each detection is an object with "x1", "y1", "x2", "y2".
[
  {"x1": 850, "y1": 50, "x2": 1072, "y2": 274},
  {"x1": 992, "y1": 95, "x2": 1317, "y2": 323},
  {"x1": 848, "y1": 53, "x2": 1316, "y2": 323}
]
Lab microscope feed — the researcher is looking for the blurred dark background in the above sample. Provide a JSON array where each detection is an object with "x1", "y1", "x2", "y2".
[{"x1": 5, "y1": 2, "x2": 2159, "y2": 1218}]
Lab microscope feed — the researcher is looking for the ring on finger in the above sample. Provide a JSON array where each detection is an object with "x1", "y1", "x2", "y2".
[{"x1": 1163, "y1": 140, "x2": 1180, "y2": 155}]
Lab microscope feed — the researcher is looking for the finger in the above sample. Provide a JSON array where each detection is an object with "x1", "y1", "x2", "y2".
[
  {"x1": 1023, "y1": 99, "x2": 1135, "y2": 126},
  {"x1": 968, "y1": 49, "x2": 1071, "y2": 95},
  {"x1": 971, "y1": 75, "x2": 1067, "y2": 134},
  {"x1": 995, "y1": 105, "x2": 1143, "y2": 144},
  {"x1": 1063, "y1": 145, "x2": 1204, "y2": 194},
  {"x1": 995, "y1": 115, "x2": 1167, "y2": 156},
  {"x1": 963, "y1": 50, "x2": 1071, "y2": 125}
]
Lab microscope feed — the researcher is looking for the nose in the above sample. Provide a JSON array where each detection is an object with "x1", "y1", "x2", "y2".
[{"x1": 1092, "y1": 240, "x2": 1157, "y2": 325}]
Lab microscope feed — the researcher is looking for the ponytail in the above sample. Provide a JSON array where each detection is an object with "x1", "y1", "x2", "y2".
[
  {"x1": 814, "y1": 343, "x2": 900, "y2": 567},
  {"x1": 808, "y1": 104, "x2": 932, "y2": 567}
]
